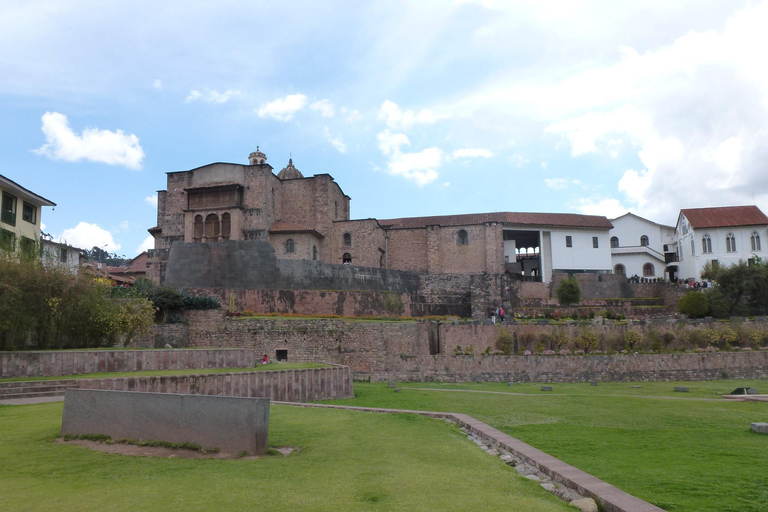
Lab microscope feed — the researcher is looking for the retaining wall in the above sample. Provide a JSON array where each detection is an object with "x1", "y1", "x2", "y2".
[
  {"x1": 363, "y1": 351, "x2": 768, "y2": 383},
  {"x1": 3, "y1": 366, "x2": 354, "y2": 402},
  {"x1": 0, "y1": 348, "x2": 259, "y2": 379}
]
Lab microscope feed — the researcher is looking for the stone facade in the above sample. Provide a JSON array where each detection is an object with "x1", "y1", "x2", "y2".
[
  {"x1": 369, "y1": 351, "x2": 768, "y2": 383},
  {"x1": 147, "y1": 149, "x2": 615, "y2": 288}
]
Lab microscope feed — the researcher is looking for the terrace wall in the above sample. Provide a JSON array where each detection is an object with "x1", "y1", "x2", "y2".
[{"x1": 365, "y1": 351, "x2": 768, "y2": 383}]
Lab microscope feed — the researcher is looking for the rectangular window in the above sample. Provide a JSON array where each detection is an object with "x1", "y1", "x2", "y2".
[
  {"x1": 1, "y1": 228, "x2": 15, "y2": 252},
  {"x1": 565, "y1": 236, "x2": 572, "y2": 248},
  {"x1": 20, "y1": 237, "x2": 36, "y2": 260},
  {"x1": 22, "y1": 202, "x2": 36, "y2": 223},
  {"x1": 1, "y1": 192, "x2": 17, "y2": 226},
  {"x1": 60, "y1": 247, "x2": 68, "y2": 263},
  {"x1": 592, "y1": 236, "x2": 599, "y2": 248}
]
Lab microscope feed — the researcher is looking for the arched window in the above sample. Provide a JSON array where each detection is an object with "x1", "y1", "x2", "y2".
[
  {"x1": 271, "y1": 187, "x2": 275, "y2": 210},
  {"x1": 457, "y1": 229, "x2": 469, "y2": 245},
  {"x1": 205, "y1": 214, "x2": 219, "y2": 241},
  {"x1": 342, "y1": 252, "x2": 352, "y2": 264},
  {"x1": 614, "y1": 264, "x2": 625, "y2": 275},
  {"x1": 193, "y1": 215, "x2": 203, "y2": 242},
  {"x1": 643, "y1": 263, "x2": 655, "y2": 277},
  {"x1": 335, "y1": 201, "x2": 338, "y2": 219},
  {"x1": 221, "y1": 213, "x2": 231, "y2": 240},
  {"x1": 285, "y1": 239, "x2": 295, "y2": 253},
  {"x1": 610, "y1": 236, "x2": 619, "y2": 248},
  {"x1": 343, "y1": 233, "x2": 352, "y2": 247},
  {"x1": 702, "y1": 235, "x2": 712, "y2": 253},
  {"x1": 312, "y1": 246, "x2": 317, "y2": 260},
  {"x1": 640, "y1": 235, "x2": 649, "y2": 247},
  {"x1": 751, "y1": 232, "x2": 761, "y2": 251},
  {"x1": 726, "y1": 233, "x2": 736, "y2": 252}
]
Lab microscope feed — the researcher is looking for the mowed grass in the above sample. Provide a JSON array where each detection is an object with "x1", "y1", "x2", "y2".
[
  {"x1": 0, "y1": 362, "x2": 328, "y2": 383},
  {"x1": 0, "y1": 402, "x2": 571, "y2": 512},
  {"x1": 327, "y1": 380, "x2": 768, "y2": 512}
]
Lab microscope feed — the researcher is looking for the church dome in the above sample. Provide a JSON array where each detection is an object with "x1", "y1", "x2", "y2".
[
  {"x1": 277, "y1": 158, "x2": 304, "y2": 179},
  {"x1": 249, "y1": 146, "x2": 267, "y2": 165}
]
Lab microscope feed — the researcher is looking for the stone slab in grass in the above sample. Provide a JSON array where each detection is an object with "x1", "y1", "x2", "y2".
[
  {"x1": 751, "y1": 423, "x2": 768, "y2": 434},
  {"x1": 674, "y1": 386, "x2": 689, "y2": 392}
]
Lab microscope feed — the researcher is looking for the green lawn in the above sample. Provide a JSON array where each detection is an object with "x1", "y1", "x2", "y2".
[
  {"x1": 327, "y1": 380, "x2": 768, "y2": 512},
  {"x1": 0, "y1": 362, "x2": 328, "y2": 383},
  {"x1": 0, "y1": 402, "x2": 570, "y2": 512}
]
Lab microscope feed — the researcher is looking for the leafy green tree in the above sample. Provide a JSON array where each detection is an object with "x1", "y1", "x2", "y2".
[
  {"x1": 556, "y1": 277, "x2": 581, "y2": 306},
  {"x1": 678, "y1": 292, "x2": 709, "y2": 318},
  {"x1": 701, "y1": 258, "x2": 768, "y2": 317}
]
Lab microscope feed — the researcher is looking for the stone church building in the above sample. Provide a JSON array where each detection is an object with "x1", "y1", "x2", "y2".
[{"x1": 147, "y1": 148, "x2": 615, "y2": 285}]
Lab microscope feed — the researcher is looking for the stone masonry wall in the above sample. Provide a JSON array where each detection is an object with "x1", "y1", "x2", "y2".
[
  {"x1": 365, "y1": 351, "x2": 768, "y2": 383},
  {"x1": 0, "y1": 348, "x2": 259, "y2": 379}
]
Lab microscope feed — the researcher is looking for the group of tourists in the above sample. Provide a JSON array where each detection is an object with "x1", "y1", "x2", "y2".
[{"x1": 490, "y1": 306, "x2": 505, "y2": 324}]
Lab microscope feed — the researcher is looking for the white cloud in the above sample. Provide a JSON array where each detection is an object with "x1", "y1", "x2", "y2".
[
  {"x1": 378, "y1": 100, "x2": 435, "y2": 130},
  {"x1": 342, "y1": 108, "x2": 362, "y2": 123},
  {"x1": 541, "y1": 161, "x2": 548, "y2": 170},
  {"x1": 376, "y1": 130, "x2": 442, "y2": 186},
  {"x1": 323, "y1": 127, "x2": 347, "y2": 154},
  {"x1": 544, "y1": 178, "x2": 569, "y2": 189},
  {"x1": 576, "y1": 198, "x2": 628, "y2": 218},
  {"x1": 508, "y1": 153, "x2": 529, "y2": 167},
  {"x1": 152, "y1": 79, "x2": 163, "y2": 90},
  {"x1": 310, "y1": 99, "x2": 335, "y2": 118},
  {"x1": 257, "y1": 94, "x2": 308, "y2": 121},
  {"x1": 452, "y1": 148, "x2": 494, "y2": 159},
  {"x1": 59, "y1": 222, "x2": 120, "y2": 252},
  {"x1": 185, "y1": 89, "x2": 239, "y2": 104},
  {"x1": 33, "y1": 112, "x2": 144, "y2": 170},
  {"x1": 145, "y1": 194, "x2": 158, "y2": 207},
  {"x1": 136, "y1": 235, "x2": 154, "y2": 254}
]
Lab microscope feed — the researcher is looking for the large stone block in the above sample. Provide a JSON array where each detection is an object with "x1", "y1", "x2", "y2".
[{"x1": 61, "y1": 389, "x2": 269, "y2": 455}]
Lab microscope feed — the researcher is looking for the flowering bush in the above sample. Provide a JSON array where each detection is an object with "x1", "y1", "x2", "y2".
[{"x1": 523, "y1": 350, "x2": 532, "y2": 355}]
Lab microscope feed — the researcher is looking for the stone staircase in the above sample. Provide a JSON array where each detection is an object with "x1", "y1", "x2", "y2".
[{"x1": 0, "y1": 380, "x2": 79, "y2": 400}]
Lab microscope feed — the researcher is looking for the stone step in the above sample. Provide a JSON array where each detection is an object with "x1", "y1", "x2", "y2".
[
  {"x1": 0, "y1": 379, "x2": 76, "y2": 389},
  {"x1": 0, "y1": 383, "x2": 79, "y2": 397}
]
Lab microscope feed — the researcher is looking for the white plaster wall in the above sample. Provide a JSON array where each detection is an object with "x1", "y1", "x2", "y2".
[
  {"x1": 611, "y1": 253, "x2": 664, "y2": 277},
  {"x1": 549, "y1": 230, "x2": 612, "y2": 271},
  {"x1": 678, "y1": 225, "x2": 768, "y2": 280},
  {"x1": 609, "y1": 214, "x2": 673, "y2": 253}
]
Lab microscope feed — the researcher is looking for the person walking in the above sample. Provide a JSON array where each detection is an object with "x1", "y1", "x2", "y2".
[{"x1": 499, "y1": 306, "x2": 505, "y2": 323}]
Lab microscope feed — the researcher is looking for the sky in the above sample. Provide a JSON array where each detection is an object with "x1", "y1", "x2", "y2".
[{"x1": 3, "y1": 0, "x2": 768, "y2": 257}]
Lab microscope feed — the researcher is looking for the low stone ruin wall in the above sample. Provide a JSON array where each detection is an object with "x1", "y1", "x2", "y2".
[
  {"x1": 61, "y1": 389, "x2": 270, "y2": 455},
  {"x1": 363, "y1": 351, "x2": 768, "y2": 383}
]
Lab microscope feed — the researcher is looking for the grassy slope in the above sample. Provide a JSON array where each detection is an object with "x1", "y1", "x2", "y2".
[
  {"x1": 0, "y1": 402, "x2": 571, "y2": 512},
  {"x1": 0, "y1": 362, "x2": 328, "y2": 383},
  {"x1": 327, "y1": 380, "x2": 768, "y2": 512}
]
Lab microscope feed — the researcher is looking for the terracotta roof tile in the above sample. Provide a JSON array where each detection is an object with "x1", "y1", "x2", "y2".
[
  {"x1": 377, "y1": 212, "x2": 613, "y2": 230},
  {"x1": 681, "y1": 205, "x2": 768, "y2": 229}
]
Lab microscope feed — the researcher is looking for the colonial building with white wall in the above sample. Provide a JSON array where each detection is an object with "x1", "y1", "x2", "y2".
[
  {"x1": 672, "y1": 205, "x2": 768, "y2": 281},
  {"x1": 609, "y1": 213, "x2": 676, "y2": 280}
]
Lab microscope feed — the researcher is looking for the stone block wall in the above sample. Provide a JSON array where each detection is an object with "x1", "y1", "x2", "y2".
[
  {"x1": 366, "y1": 351, "x2": 768, "y2": 383},
  {"x1": 0, "y1": 348, "x2": 259, "y2": 379}
]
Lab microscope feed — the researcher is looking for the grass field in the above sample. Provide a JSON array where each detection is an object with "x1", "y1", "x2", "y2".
[
  {"x1": 327, "y1": 380, "x2": 768, "y2": 512},
  {"x1": 0, "y1": 362, "x2": 328, "y2": 383},
  {"x1": 0, "y1": 402, "x2": 570, "y2": 512}
]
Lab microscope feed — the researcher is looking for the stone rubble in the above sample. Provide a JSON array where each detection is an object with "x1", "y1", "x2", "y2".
[{"x1": 463, "y1": 429, "x2": 590, "y2": 507}]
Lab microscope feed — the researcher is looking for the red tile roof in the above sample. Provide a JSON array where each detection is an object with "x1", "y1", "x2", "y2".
[
  {"x1": 681, "y1": 205, "x2": 768, "y2": 229},
  {"x1": 377, "y1": 212, "x2": 613, "y2": 230}
]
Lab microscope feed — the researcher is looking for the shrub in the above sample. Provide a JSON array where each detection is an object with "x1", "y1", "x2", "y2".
[
  {"x1": 454, "y1": 345, "x2": 464, "y2": 356},
  {"x1": 552, "y1": 328, "x2": 569, "y2": 350},
  {"x1": 624, "y1": 330, "x2": 643, "y2": 351},
  {"x1": 538, "y1": 332, "x2": 553, "y2": 350},
  {"x1": 381, "y1": 291, "x2": 404, "y2": 315},
  {"x1": 556, "y1": 278, "x2": 581, "y2": 306},
  {"x1": 678, "y1": 292, "x2": 708, "y2": 318},
  {"x1": 496, "y1": 328, "x2": 514, "y2": 355},
  {"x1": 574, "y1": 329, "x2": 599, "y2": 353}
]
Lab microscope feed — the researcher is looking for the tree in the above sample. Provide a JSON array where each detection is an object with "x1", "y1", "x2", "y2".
[
  {"x1": 678, "y1": 292, "x2": 709, "y2": 318},
  {"x1": 701, "y1": 258, "x2": 768, "y2": 317},
  {"x1": 556, "y1": 277, "x2": 581, "y2": 306}
]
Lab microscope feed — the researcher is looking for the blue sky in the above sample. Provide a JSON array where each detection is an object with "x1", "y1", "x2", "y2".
[{"x1": 3, "y1": 0, "x2": 768, "y2": 257}]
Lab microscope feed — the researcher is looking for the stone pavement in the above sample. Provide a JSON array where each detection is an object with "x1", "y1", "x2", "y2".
[{"x1": 274, "y1": 401, "x2": 665, "y2": 512}]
